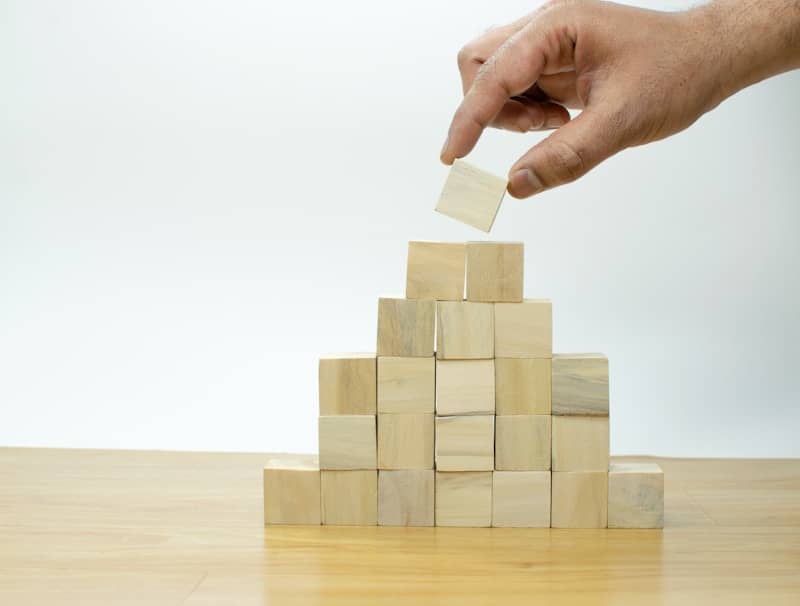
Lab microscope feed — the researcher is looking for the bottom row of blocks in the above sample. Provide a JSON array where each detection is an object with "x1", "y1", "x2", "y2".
[{"x1": 264, "y1": 457, "x2": 664, "y2": 528}]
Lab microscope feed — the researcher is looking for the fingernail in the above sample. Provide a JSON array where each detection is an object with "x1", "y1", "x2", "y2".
[
  {"x1": 545, "y1": 114, "x2": 568, "y2": 128},
  {"x1": 440, "y1": 135, "x2": 450, "y2": 163},
  {"x1": 509, "y1": 169, "x2": 543, "y2": 198}
]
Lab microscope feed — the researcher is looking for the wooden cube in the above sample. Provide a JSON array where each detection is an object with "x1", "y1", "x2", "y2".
[
  {"x1": 495, "y1": 415, "x2": 551, "y2": 471},
  {"x1": 319, "y1": 353, "x2": 376, "y2": 415},
  {"x1": 378, "y1": 470, "x2": 435, "y2": 526},
  {"x1": 263, "y1": 454, "x2": 320, "y2": 525},
  {"x1": 551, "y1": 471, "x2": 608, "y2": 528},
  {"x1": 608, "y1": 463, "x2": 664, "y2": 529},
  {"x1": 406, "y1": 241, "x2": 466, "y2": 301},
  {"x1": 435, "y1": 359, "x2": 495, "y2": 415},
  {"x1": 378, "y1": 413, "x2": 434, "y2": 470},
  {"x1": 435, "y1": 160, "x2": 507, "y2": 233},
  {"x1": 492, "y1": 471, "x2": 551, "y2": 527},
  {"x1": 435, "y1": 415, "x2": 494, "y2": 471},
  {"x1": 436, "y1": 301, "x2": 494, "y2": 360},
  {"x1": 377, "y1": 298, "x2": 435, "y2": 357},
  {"x1": 435, "y1": 471, "x2": 493, "y2": 527},
  {"x1": 494, "y1": 300, "x2": 552, "y2": 358},
  {"x1": 495, "y1": 358, "x2": 551, "y2": 415},
  {"x1": 377, "y1": 356, "x2": 435, "y2": 413},
  {"x1": 321, "y1": 470, "x2": 377, "y2": 525},
  {"x1": 552, "y1": 354, "x2": 609, "y2": 416},
  {"x1": 466, "y1": 241, "x2": 523, "y2": 302},
  {"x1": 318, "y1": 415, "x2": 376, "y2": 470},
  {"x1": 551, "y1": 416, "x2": 609, "y2": 472}
]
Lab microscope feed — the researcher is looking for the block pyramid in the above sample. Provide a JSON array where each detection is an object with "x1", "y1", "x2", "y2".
[{"x1": 264, "y1": 240, "x2": 665, "y2": 528}]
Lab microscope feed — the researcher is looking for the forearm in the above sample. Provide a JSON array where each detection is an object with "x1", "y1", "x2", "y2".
[{"x1": 693, "y1": 0, "x2": 800, "y2": 106}]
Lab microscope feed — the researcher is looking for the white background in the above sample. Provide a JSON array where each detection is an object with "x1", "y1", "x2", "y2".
[{"x1": 1, "y1": 0, "x2": 798, "y2": 457}]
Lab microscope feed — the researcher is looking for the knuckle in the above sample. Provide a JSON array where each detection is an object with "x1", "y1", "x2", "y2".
[
  {"x1": 541, "y1": 139, "x2": 585, "y2": 185},
  {"x1": 457, "y1": 44, "x2": 478, "y2": 70}
]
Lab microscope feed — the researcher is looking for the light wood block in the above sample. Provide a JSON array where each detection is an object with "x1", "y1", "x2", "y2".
[
  {"x1": 494, "y1": 300, "x2": 552, "y2": 358},
  {"x1": 435, "y1": 359, "x2": 495, "y2": 415},
  {"x1": 466, "y1": 241, "x2": 523, "y2": 302},
  {"x1": 263, "y1": 454, "x2": 321, "y2": 525},
  {"x1": 377, "y1": 298, "x2": 435, "y2": 357},
  {"x1": 435, "y1": 471, "x2": 493, "y2": 527},
  {"x1": 377, "y1": 356, "x2": 435, "y2": 413},
  {"x1": 406, "y1": 241, "x2": 466, "y2": 301},
  {"x1": 318, "y1": 353, "x2": 376, "y2": 415},
  {"x1": 378, "y1": 470, "x2": 435, "y2": 527},
  {"x1": 435, "y1": 415, "x2": 494, "y2": 471},
  {"x1": 551, "y1": 416, "x2": 609, "y2": 472},
  {"x1": 552, "y1": 353, "x2": 609, "y2": 416},
  {"x1": 495, "y1": 358, "x2": 552, "y2": 415},
  {"x1": 378, "y1": 413, "x2": 434, "y2": 470},
  {"x1": 608, "y1": 463, "x2": 664, "y2": 529},
  {"x1": 492, "y1": 471, "x2": 551, "y2": 527},
  {"x1": 321, "y1": 470, "x2": 377, "y2": 525},
  {"x1": 551, "y1": 471, "x2": 608, "y2": 528},
  {"x1": 436, "y1": 301, "x2": 494, "y2": 360},
  {"x1": 318, "y1": 415, "x2": 377, "y2": 470},
  {"x1": 435, "y1": 160, "x2": 507, "y2": 233},
  {"x1": 495, "y1": 415, "x2": 551, "y2": 471}
]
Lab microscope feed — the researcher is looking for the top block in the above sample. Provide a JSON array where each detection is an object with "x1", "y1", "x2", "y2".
[
  {"x1": 552, "y1": 354, "x2": 609, "y2": 416},
  {"x1": 435, "y1": 160, "x2": 507, "y2": 232},
  {"x1": 319, "y1": 353, "x2": 377, "y2": 415},
  {"x1": 377, "y1": 298, "x2": 435, "y2": 357},
  {"x1": 466, "y1": 242, "x2": 523, "y2": 302},
  {"x1": 406, "y1": 241, "x2": 466, "y2": 301}
]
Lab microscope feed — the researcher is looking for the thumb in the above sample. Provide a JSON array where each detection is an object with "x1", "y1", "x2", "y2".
[{"x1": 507, "y1": 107, "x2": 623, "y2": 198}]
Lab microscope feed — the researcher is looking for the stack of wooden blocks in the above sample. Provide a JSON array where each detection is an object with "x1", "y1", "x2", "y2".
[{"x1": 263, "y1": 241, "x2": 664, "y2": 528}]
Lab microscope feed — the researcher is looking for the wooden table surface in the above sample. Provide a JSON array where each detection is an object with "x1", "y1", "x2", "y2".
[{"x1": 1, "y1": 448, "x2": 799, "y2": 605}]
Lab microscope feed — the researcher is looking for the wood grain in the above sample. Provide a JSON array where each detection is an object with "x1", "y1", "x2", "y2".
[
  {"x1": 319, "y1": 354, "x2": 376, "y2": 415},
  {"x1": 321, "y1": 470, "x2": 377, "y2": 526},
  {"x1": 552, "y1": 353, "x2": 609, "y2": 416},
  {"x1": 378, "y1": 413, "x2": 434, "y2": 470},
  {"x1": 495, "y1": 415, "x2": 551, "y2": 471},
  {"x1": 466, "y1": 241, "x2": 523, "y2": 302},
  {"x1": 435, "y1": 415, "x2": 495, "y2": 471},
  {"x1": 435, "y1": 471, "x2": 493, "y2": 527},
  {"x1": 377, "y1": 298, "x2": 435, "y2": 357},
  {"x1": 378, "y1": 470, "x2": 435, "y2": 527},
  {"x1": 551, "y1": 471, "x2": 608, "y2": 528},
  {"x1": 377, "y1": 356, "x2": 435, "y2": 413},
  {"x1": 436, "y1": 301, "x2": 494, "y2": 359},
  {"x1": 435, "y1": 359, "x2": 495, "y2": 415},
  {"x1": 406, "y1": 241, "x2": 466, "y2": 301},
  {"x1": 263, "y1": 454, "x2": 321, "y2": 525},
  {"x1": 495, "y1": 357, "x2": 552, "y2": 415},
  {"x1": 318, "y1": 415, "x2": 377, "y2": 470},
  {"x1": 492, "y1": 471, "x2": 551, "y2": 528},
  {"x1": 551, "y1": 415, "x2": 609, "y2": 472},
  {"x1": 608, "y1": 462, "x2": 664, "y2": 529},
  {"x1": 435, "y1": 160, "x2": 507, "y2": 233},
  {"x1": 494, "y1": 299, "x2": 552, "y2": 358}
]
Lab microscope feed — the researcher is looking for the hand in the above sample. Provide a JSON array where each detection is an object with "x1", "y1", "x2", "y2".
[{"x1": 440, "y1": 0, "x2": 800, "y2": 198}]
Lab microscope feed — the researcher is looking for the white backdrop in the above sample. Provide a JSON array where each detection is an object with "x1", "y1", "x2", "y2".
[{"x1": 1, "y1": 0, "x2": 798, "y2": 457}]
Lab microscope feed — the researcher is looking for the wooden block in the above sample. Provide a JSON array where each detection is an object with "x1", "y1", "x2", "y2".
[
  {"x1": 377, "y1": 356, "x2": 435, "y2": 413},
  {"x1": 321, "y1": 470, "x2": 377, "y2": 525},
  {"x1": 378, "y1": 413, "x2": 434, "y2": 470},
  {"x1": 378, "y1": 470, "x2": 435, "y2": 526},
  {"x1": 435, "y1": 160, "x2": 507, "y2": 233},
  {"x1": 435, "y1": 415, "x2": 494, "y2": 471},
  {"x1": 436, "y1": 301, "x2": 494, "y2": 360},
  {"x1": 318, "y1": 353, "x2": 376, "y2": 415},
  {"x1": 263, "y1": 454, "x2": 320, "y2": 525},
  {"x1": 492, "y1": 471, "x2": 551, "y2": 527},
  {"x1": 551, "y1": 416, "x2": 609, "y2": 472},
  {"x1": 466, "y1": 241, "x2": 523, "y2": 302},
  {"x1": 318, "y1": 415, "x2": 376, "y2": 470},
  {"x1": 551, "y1": 471, "x2": 608, "y2": 528},
  {"x1": 552, "y1": 353, "x2": 609, "y2": 416},
  {"x1": 377, "y1": 298, "x2": 435, "y2": 357},
  {"x1": 494, "y1": 300, "x2": 552, "y2": 358},
  {"x1": 495, "y1": 415, "x2": 551, "y2": 471},
  {"x1": 435, "y1": 359, "x2": 495, "y2": 415},
  {"x1": 608, "y1": 463, "x2": 664, "y2": 529},
  {"x1": 406, "y1": 241, "x2": 466, "y2": 301},
  {"x1": 495, "y1": 358, "x2": 551, "y2": 415},
  {"x1": 435, "y1": 471, "x2": 493, "y2": 527}
]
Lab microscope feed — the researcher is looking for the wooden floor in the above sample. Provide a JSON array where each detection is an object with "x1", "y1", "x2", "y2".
[{"x1": 1, "y1": 449, "x2": 799, "y2": 605}]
